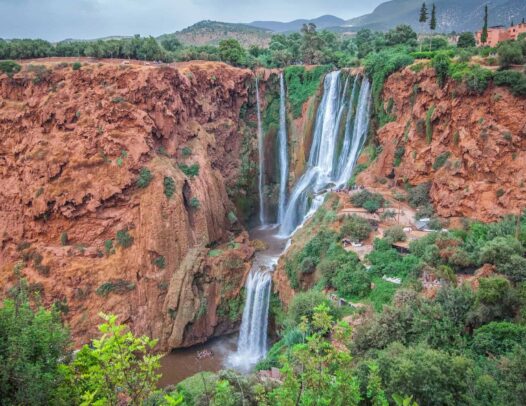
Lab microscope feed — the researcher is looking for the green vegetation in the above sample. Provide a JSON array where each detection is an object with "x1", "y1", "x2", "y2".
[
  {"x1": 152, "y1": 255, "x2": 166, "y2": 269},
  {"x1": 181, "y1": 146, "x2": 192, "y2": 157},
  {"x1": 60, "y1": 231, "x2": 69, "y2": 246},
  {"x1": 0, "y1": 60, "x2": 21, "y2": 77},
  {"x1": 433, "y1": 151, "x2": 450, "y2": 170},
  {"x1": 350, "y1": 189, "x2": 386, "y2": 213},
  {"x1": 136, "y1": 167, "x2": 153, "y2": 188},
  {"x1": 284, "y1": 65, "x2": 331, "y2": 118},
  {"x1": 116, "y1": 228, "x2": 134, "y2": 248},
  {"x1": 71, "y1": 61, "x2": 81, "y2": 70},
  {"x1": 163, "y1": 176, "x2": 176, "y2": 198},
  {"x1": 340, "y1": 214, "x2": 372, "y2": 242},
  {"x1": 96, "y1": 280, "x2": 136, "y2": 297},
  {"x1": 189, "y1": 197, "x2": 200, "y2": 209},
  {"x1": 178, "y1": 163, "x2": 200, "y2": 178}
]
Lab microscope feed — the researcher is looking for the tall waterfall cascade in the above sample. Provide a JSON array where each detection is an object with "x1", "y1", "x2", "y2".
[
  {"x1": 279, "y1": 71, "x2": 372, "y2": 237},
  {"x1": 256, "y1": 78, "x2": 267, "y2": 226},
  {"x1": 231, "y1": 70, "x2": 371, "y2": 370},
  {"x1": 228, "y1": 267, "x2": 273, "y2": 370},
  {"x1": 277, "y1": 73, "x2": 289, "y2": 225}
]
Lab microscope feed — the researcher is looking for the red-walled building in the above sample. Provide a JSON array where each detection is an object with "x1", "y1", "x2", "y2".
[{"x1": 476, "y1": 23, "x2": 526, "y2": 47}]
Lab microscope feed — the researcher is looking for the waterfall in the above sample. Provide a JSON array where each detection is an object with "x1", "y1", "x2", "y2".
[
  {"x1": 256, "y1": 77, "x2": 267, "y2": 226},
  {"x1": 277, "y1": 73, "x2": 289, "y2": 224},
  {"x1": 278, "y1": 72, "x2": 372, "y2": 237},
  {"x1": 229, "y1": 70, "x2": 371, "y2": 371},
  {"x1": 228, "y1": 268, "x2": 272, "y2": 370}
]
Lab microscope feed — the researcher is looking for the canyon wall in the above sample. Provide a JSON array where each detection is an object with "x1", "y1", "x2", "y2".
[
  {"x1": 0, "y1": 60, "x2": 262, "y2": 350},
  {"x1": 359, "y1": 66, "x2": 526, "y2": 222}
]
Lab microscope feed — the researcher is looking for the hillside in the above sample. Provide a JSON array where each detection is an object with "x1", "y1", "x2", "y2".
[
  {"x1": 347, "y1": 0, "x2": 526, "y2": 32},
  {"x1": 248, "y1": 15, "x2": 345, "y2": 33},
  {"x1": 160, "y1": 20, "x2": 273, "y2": 47}
]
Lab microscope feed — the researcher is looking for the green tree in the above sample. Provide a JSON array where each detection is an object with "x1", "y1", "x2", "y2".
[
  {"x1": 68, "y1": 313, "x2": 162, "y2": 405},
  {"x1": 270, "y1": 304, "x2": 361, "y2": 405},
  {"x1": 481, "y1": 5, "x2": 489, "y2": 45},
  {"x1": 218, "y1": 39, "x2": 246, "y2": 66},
  {"x1": 0, "y1": 278, "x2": 70, "y2": 405},
  {"x1": 457, "y1": 32, "x2": 476, "y2": 48},
  {"x1": 419, "y1": 2, "x2": 428, "y2": 51},
  {"x1": 429, "y1": 3, "x2": 437, "y2": 51},
  {"x1": 385, "y1": 25, "x2": 418, "y2": 47},
  {"x1": 300, "y1": 23, "x2": 326, "y2": 64},
  {"x1": 497, "y1": 41, "x2": 524, "y2": 68}
]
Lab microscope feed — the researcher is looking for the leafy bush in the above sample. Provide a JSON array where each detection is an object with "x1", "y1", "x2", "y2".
[
  {"x1": 96, "y1": 280, "x2": 136, "y2": 297},
  {"x1": 351, "y1": 190, "x2": 385, "y2": 210},
  {"x1": 136, "y1": 167, "x2": 153, "y2": 188},
  {"x1": 432, "y1": 53, "x2": 451, "y2": 87},
  {"x1": 472, "y1": 321, "x2": 526, "y2": 356},
  {"x1": 178, "y1": 163, "x2": 200, "y2": 178},
  {"x1": 334, "y1": 265, "x2": 372, "y2": 298},
  {"x1": 407, "y1": 183, "x2": 431, "y2": 208},
  {"x1": 287, "y1": 290, "x2": 335, "y2": 325},
  {"x1": 163, "y1": 176, "x2": 175, "y2": 198},
  {"x1": 425, "y1": 105, "x2": 435, "y2": 144},
  {"x1": 340, "y1": 214, "x2": 372, "y2": 242},
  {"x1": 116, "y1": 229, "x2": 134, "y2": 248},
  {"x1": 494, "y1": 70, "x2": 526, "y2": 96},
  {"x1": 104, "y1": 239, "x2": 114, "y2": 256},
  {"x1": 189, "y1": 197, "x2": 200, "y2": 209},
  {"x1": 284, "y1": 65, "x2": 331, "y2": 118},
  {"x1": 181, "y1": 146, "x2": 192, "y2": 156},
  {"x1": 433, "y1": 152, "x2": 450, "y2": 170},
  {"x1": 383, "y1": 226, "x2": 407, "y2": 243},
  {"x1": 497, "y1": 41, "x2": 524, "y2": 68},
  {"x1": 457, "y1": 32, "x2": 476, "y2": 48},
  {"x1": 0, "y1": 60, "x2": 21, "y2": 77},
  {"x1": 60, "y1": 232, "x2": 69, "y2": 246},
  {"x1": 0, "y1": 290, "x2": 70, "y2": 405},
  {"x1": 152, "y1": 256, "x2": 166, "y2": 269},
  {"x1": 227, "y1": 211, "x2": 238, "y2": 224},
  {"x1": 480, "y1": 236, "x2": 524, "y2": 268},
  {"x1": 393, "y1": 145, "x2": 405, "y2": 167},
  {"x1": 363, "y1": 199, "x2": 381, "y2": 213},
  {"x1": 364, "y1": 49, "x2": 414, "y2": 127},
  {"x1": 72, "y1": 61, "x2": 82, "y2": 70}
]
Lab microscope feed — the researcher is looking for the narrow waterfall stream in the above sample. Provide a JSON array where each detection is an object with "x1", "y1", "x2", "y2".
[
  {"x1": 256, "y1": 77, "x2": 267, "y2": 226},
  {"x1": 277, "y1": 73, "x2": 289, "y2": 225}
]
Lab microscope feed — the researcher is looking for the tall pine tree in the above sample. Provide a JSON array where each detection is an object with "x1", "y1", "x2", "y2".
[
  {"x1": 481, "y1": 5, "x2": 488, "y2": 45},
  {"x1": 419, "y1": 3, "x2": 428, "y2": 52},
  {"x1": 429, "y1": 3, "x2": 437, "y2": 51}
]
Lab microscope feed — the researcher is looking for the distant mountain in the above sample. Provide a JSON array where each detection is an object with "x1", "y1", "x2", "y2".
[
  {"x1": 347, "y1": 0, "x2": 526, "y2": 33},
  {"x1": 160, "y1": 20, "x2": 273, "y2": 47},
  {"x1": 249, "y1": 15, "x2": 346, "y2": 33}
]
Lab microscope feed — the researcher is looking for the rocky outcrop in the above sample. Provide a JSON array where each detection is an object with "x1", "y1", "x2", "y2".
[
  {"x1": 0, "y1": 60, "x2": 258, "y2": 350},
  {"x1": 359, "y1": 66, "x2": 526, "y2": 222}
]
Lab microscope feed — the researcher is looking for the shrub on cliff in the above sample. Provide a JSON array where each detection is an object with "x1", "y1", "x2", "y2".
[
  {"x1": 0, "y1": 60, "x2": 21, "y2": 77},
  {"x1": 178, "y1": 163, "x2": 199, "y2": 178},
  {"x1": 136, "y1": 167, "x2": 153, "y2": 188},
  {"x1": 163, "y1": 176, "x2": 176, "y2": 198},
  {"x1": 384, "y1": 226, "x2": 407, "y2": 243},
  {"x1": 218, "y1": 39, "x2": 246, "y2": 67},
  {"x1": 340, "y1": 214, "x2": 372, "y2": 242},
  {"x1": 116, "y1": 229, "x2": 134, "y2": 248},
  {"x1": 432, "y1": 53, "x2": 451, "y2": 87},
  {"x1": 494, "y1": 70, "x2": 526, "y2": 97}
]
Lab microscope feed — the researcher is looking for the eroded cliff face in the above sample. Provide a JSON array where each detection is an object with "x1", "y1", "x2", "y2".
[
  {"x1": 359, "y1": 66, "x2": 526, "y2": 221},
  {"x1": 0, "y1": 60, "x2": 261, "y2": 350}
]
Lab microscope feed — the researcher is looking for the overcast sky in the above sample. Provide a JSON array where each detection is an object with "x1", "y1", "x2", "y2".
[{"x1": 0, "y1": 0, "x2": 384, "y2": 41}]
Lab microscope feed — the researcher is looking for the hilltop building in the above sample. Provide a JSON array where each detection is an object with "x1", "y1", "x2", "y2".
[{"x1": 476, "y1": 22, "x2": 526, "y2": 47}]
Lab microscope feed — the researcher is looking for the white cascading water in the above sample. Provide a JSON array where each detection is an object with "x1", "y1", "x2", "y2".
[
  {"x1": 277, "y1": 73, "x2": 289, "y2": 224},
  {"x1": 278, "y1": 72, "x2": 372, "y2": 237},
  {"x1": 231, "y1": 71, "x2": 371, "y2": 370},
  {"x1": 256, "y1": 77, "x2": 267, "y2": 226},
  {"x1": 228, "y1": 267, "x2": 273, "y2": 371}
]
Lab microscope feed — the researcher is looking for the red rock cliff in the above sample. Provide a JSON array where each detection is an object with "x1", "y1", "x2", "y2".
[
  {"x1": 0, "y1": 60, "x2": 261, "y2": 350},
  {"x1": 359, "y1": 66, "x2": 526, "y2": 221}
]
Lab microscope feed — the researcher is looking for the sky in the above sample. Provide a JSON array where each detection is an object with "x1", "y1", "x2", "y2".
[{"x1": 0, "y1": 0, "x2": 384, "y2": 41}]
